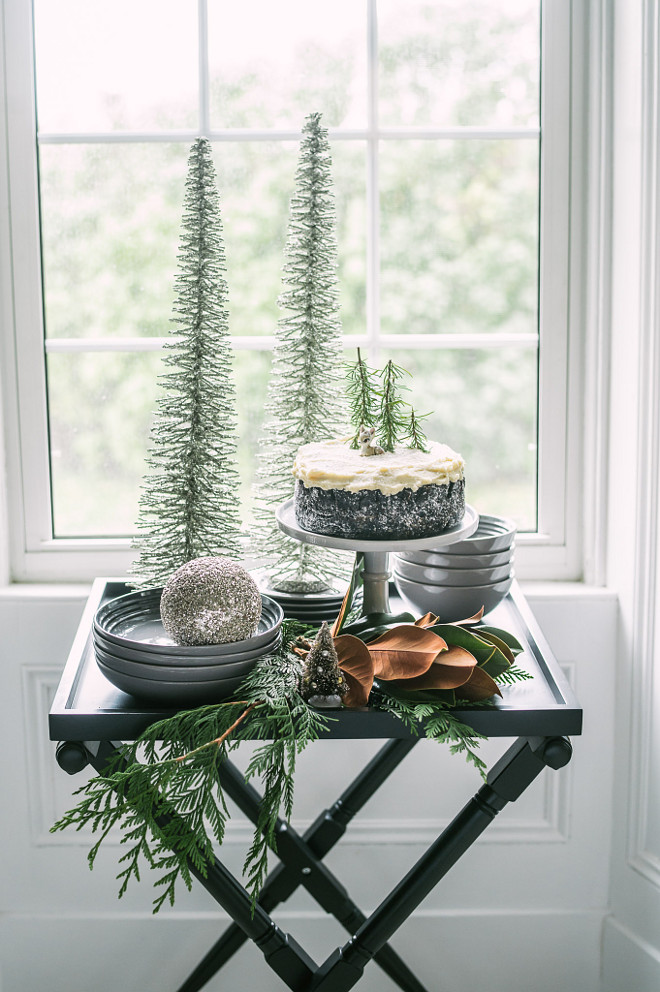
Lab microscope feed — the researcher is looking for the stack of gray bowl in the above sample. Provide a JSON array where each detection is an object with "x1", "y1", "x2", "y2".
[
  {"x1": 392, "y1": 514, "x2": 516, "y2": 621},
  {"x1": 93, "y1": 587, "x2": 283, "y2": 704}
]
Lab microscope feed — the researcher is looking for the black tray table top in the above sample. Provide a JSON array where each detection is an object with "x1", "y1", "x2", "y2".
[{"x1": 49, "y1": 578, "x2": 582, "y2": 743}]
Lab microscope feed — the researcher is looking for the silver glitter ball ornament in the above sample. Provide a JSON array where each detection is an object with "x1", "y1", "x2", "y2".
[{"x1": 160, "y1": 556, "x2": 262, "y2": 646}]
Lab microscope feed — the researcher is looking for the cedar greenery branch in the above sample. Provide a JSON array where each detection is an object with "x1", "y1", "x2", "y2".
[
  {"x1": 130, "y1": 137, "x2": 242, "y2": 590},
  {"x1": 251, "y1": 111, "x2": 350, "y2": 593},
  {"x1": 52, "y1": 564, "x2": 531, "y2": 912}
]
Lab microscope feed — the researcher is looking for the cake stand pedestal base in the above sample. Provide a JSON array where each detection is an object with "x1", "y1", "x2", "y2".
[{"x1": 275, "y1": 499, "x2": 480, "y2": 618}]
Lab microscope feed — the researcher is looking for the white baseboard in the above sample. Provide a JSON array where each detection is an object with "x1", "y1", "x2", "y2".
[
  {"x1": 602, "y1": 917, "x2": 660, "y2": 992},
  {"x1": 0, "y1": 909, "x2": 604, "y2": 992}
]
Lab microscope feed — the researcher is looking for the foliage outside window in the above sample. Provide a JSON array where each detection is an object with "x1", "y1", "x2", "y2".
[{"x1": 5, "y1": 0, "x2": 563, "y2": 578}]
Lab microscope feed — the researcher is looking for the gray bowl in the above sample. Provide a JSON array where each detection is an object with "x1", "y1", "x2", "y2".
[
  {"x1": 439, "y1": 514, "x2": 517, "y2": 555},
  {"x1": 92, "y1": 628, "x2": 281, "y2": 666},
  {"x1": 94, "y1": 643, "x2": 261, "y2": 682},
  {"x1": 396, "y1": 545, "x2": 514, "y2": 569},
  {"x1": 392, "y1": 557, "x2": 513, "y2": 586},
  {"x1": 95, "y1": 658, "x2": 249, "y2": 704},
  {"x1": 393, "y1": 572, "x2": 513, "y2": 621}
]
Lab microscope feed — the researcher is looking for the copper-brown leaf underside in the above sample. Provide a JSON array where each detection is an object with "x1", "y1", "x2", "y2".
[
  {"x1": 331, "y1": 584, "x2": 352, "y2": 637},
  {"x1": 386, "y1": 645, "x2": 478, "y2": 691},
  {"x1": 365, "y1": 625, "x2": 448, "y2": 680},
  {"x1": 334, "y1": 634, "x2": 375, "y2": 708},
  {"x1": 414, "y1": 612, "x2": 440, "y2": 628},
  {"x1": 451, "y1": 607, "x2": 485, "y2": 626}
]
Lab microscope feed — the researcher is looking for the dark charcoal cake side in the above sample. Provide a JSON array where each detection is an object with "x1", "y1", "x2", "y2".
[{"x1": 294, "y1": 478, "x2": 466, "y2": 540}]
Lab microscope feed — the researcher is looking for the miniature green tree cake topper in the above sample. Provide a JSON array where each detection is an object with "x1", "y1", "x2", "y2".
[
  {"x1": 131, "y1": 137, "x2": 242, "y2": 590},
  {"x1": 345, "y1": 350, "x2": 429, "y2": 453},
  {"x1": 251, "y1": 111, "x2": 349, "y2": 593}
]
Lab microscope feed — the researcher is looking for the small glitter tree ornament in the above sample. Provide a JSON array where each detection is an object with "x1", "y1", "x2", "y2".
[{"x1": 300, "y1": 621, "x2": 348, "y2": 709}]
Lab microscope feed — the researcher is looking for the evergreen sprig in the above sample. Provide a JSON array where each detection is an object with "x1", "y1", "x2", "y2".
[
  {"x1": 402, "y1": 408, "x2": 430, "y2": 452},
  {"x1": 51, "y1": 621, "x2": 330, "y2": 913},
  {"x1": 371, "y1": 684, "x2": 490, "y2": 778},
  {"x1": 345, "y1": 348, "x2": 381, "y2": 448},
  {"x1": 344, "y1": 352, "x2": 430, "y2": 452}
]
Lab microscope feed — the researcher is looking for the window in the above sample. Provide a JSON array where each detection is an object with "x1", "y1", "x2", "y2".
[{"x1": 0, "y1": 0, "x2": 582, "y2": 581}]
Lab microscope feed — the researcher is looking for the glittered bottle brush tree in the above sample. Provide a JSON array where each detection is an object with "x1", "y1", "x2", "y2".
[
  {"x1": 251, "y1": 111, "x2": 351, "y2": 593},
  {"x1": 130, "y1": 137, "x2": 243, "y2": 590}
]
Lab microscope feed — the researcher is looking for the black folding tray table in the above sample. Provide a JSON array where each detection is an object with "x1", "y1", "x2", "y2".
[{"x1": 49, "y1": 578, "x2": 582, "y2": 992}]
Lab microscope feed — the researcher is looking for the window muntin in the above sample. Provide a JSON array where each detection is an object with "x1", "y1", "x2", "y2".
[{"x1": 3, "y1": 0, "x2": 578, "y2": 579}]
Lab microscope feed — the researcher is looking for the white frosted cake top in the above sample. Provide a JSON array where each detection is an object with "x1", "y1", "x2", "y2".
[{"x1": 293, "y1": 438, "x2": 465, "y2": 496}]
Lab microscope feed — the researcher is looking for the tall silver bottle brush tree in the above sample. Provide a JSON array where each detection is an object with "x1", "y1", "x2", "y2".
[
  {"x1": 131, "y1": 137, "x2": 242, "y2": 590},
  {"x1": 252, "y1": 112, "x2": 350, "y2": 593}
]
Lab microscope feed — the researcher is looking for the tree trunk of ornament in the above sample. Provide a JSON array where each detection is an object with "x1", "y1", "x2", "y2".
[
  {"x1": 251, "y1": 111, "x2": 350, "y2": 593},
  {"x1": 130, "y1": 137, "x2": 242, "y2": 590}
]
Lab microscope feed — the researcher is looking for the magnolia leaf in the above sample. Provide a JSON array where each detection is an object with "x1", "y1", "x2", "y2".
[
  {"x1": 475, "y1": 629, "x2": 517, "y2": 666},
  {"x1": 331, "y1": 554, "x2": 364, "y2": 637},
  {"x1": 450, "y1": 608, "x2": 485, "y2": 626},
  {"x1": 429, "y1": 624, "x2": 511, "y2": 679},
  {"x1": 341, "y1": 611, "x2": 415, "y2": 638},
  {"x1": 478, "y1": 626, "x2": 524, "y2": 656},
  {"x1": 455, "y1": 666, "x2": 502, "y2": 701},
  {"x1": 386, "y1": 645, "x2": 477, "y2": 691},
  {"x1": 366, "y1": 625, "x2": 448, "y2": 680},
  {"x1": 413, "y1": 612, "x2": 440, "y2": 628},
  {"x1": 334, "y1": 634, "x2": 374, "y2": 708},
  {"x1": 430, "y1": 624, "x2": 498, "y2": 664}
]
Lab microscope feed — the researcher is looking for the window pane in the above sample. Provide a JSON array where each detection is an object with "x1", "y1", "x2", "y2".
[
  {"x1": 33, "y1": 0, "x2": 198, "y2": 132},
  {"x1": 208, "y1": 0, "x2": 367, "y2": 129},
  {"x1": 40, "y1": 140, "x2": 366, "y2": 341},
  {"x1": 40, "y1": 143, "x2": 189, "y2": 339},
  {"x1": 217, "y1": 140, "x2": 366, "y2": 337},
  {"x1": 379, "y1": 0, "x2": 540, "y2": 128},
  {"x1": 380, "y1": 139, "x2": 539, "y2": 335},
  {"x1": 387, "y1": 346, "x2": 538, "y2": 531},
  {"x1": 47, "y1": 349, "x2": 273, "y2": 537},
  {"x1": 48, "y1": 351, "x2": 159, "y2": 536}
]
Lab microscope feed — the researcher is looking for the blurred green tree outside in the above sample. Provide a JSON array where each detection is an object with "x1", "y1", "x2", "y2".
[{"x1": 38, "y1": 0, "x2": 539, "y2": 537}]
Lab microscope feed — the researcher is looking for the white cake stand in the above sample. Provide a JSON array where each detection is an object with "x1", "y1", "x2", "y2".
[{"x1": 275, "y1": 499, "x2": 479, "y2": 615}]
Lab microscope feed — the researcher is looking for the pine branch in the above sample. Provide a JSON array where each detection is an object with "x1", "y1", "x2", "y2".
[
  {"x1": 379, "y1": 360, "x2": 413, "y2": 452},
  {"x1": 402, "y1": 408, "x2": 430, "y2": 452},
  {"x1": 345, "y1": 348, "x2": 381, "y2": 447}
]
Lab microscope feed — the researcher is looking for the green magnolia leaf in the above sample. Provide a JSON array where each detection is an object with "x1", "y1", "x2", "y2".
[
  {"x1": 475, "y1": 630, "x2": 517, "y2": 666},
  {"x1": 429, "y1": 623, "x2": 512, "y2": 679},
  {"x1": 342, "y1": 613, "x2": 416, "y2": 640},
  {"x1": 477, "y1": 626, "x2": 524, "y2": 656}
]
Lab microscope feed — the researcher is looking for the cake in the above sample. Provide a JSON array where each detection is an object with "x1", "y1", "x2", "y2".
[{"x1": 292, "y1": 438, "x2": 465, "y2": 541}]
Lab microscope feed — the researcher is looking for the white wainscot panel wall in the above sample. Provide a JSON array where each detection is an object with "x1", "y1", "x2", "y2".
[{"x1": 0, "y1": 583, "x2": 617, "y2": 992}]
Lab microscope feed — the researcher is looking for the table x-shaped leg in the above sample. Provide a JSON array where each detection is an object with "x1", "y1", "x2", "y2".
[
  {"x1": 179, "y1": 739, "x2": 427, "y2": 992},
  {"x1": 68, "y1": 733, "x2": 571, "y2": 992}
]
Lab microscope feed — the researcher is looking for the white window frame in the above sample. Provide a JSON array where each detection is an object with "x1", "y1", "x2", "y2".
[{"x1": 0, "y1": 0, "x2": 594, "y2": 583}]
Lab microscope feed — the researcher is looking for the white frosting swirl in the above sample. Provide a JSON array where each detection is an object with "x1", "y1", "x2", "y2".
[{"x1": 292, "y1": 438, "x2": 464, "y2": 496}]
